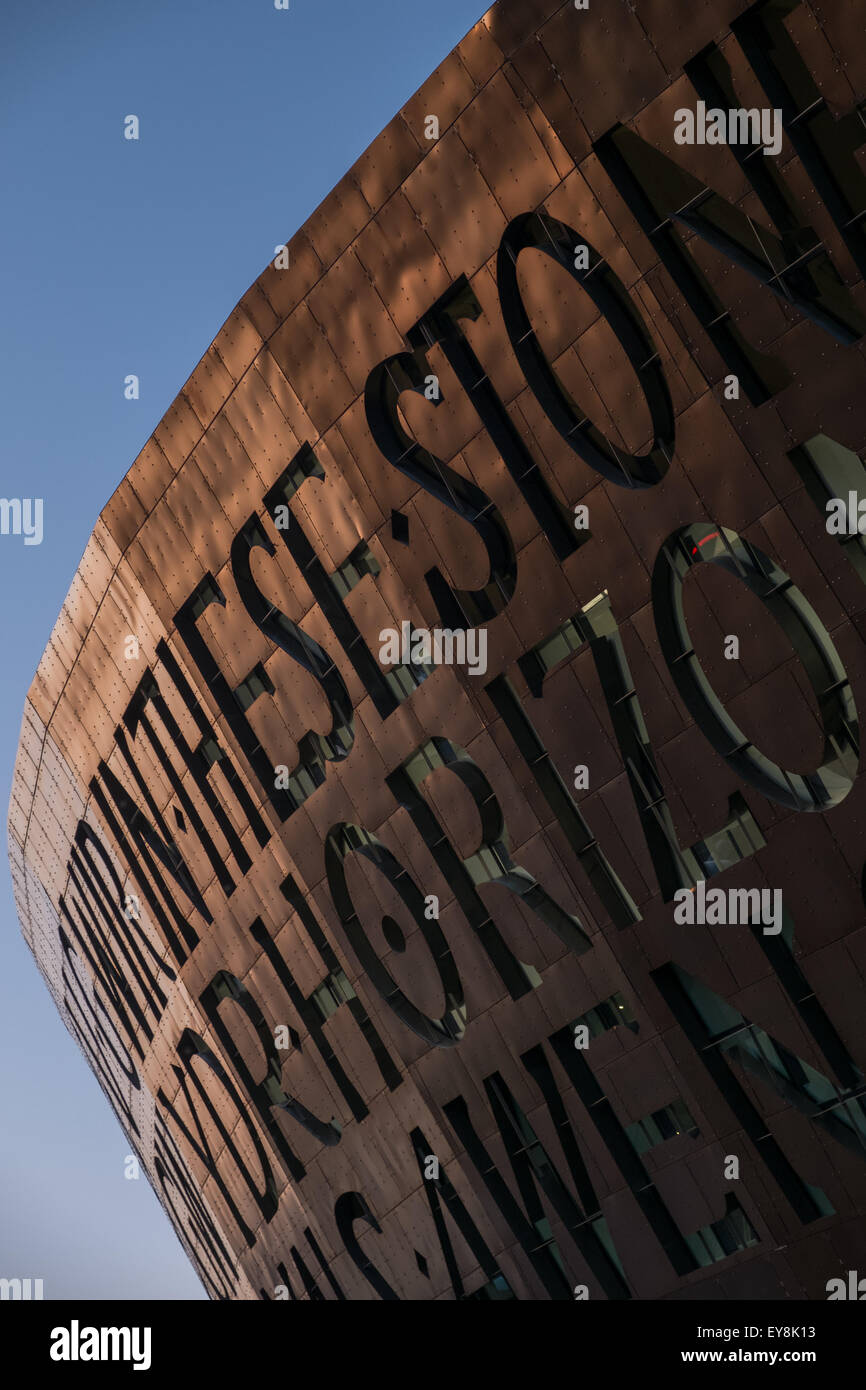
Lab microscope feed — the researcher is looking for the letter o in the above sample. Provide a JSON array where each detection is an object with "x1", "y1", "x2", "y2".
[
  {"x1": 497, "y1": 210, "x2": 675, "y2": 487},
  {"x1": 324, "y1": 823, "x2": 466, "y2": 1046},
  {"x1": 652, "y1": 524, "x2": 859, "y2": 811}
]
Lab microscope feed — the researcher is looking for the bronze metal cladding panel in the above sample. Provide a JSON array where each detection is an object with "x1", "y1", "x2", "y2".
[{"x1": 9, "y1": 0, "x2": 866, "y2": 1301}]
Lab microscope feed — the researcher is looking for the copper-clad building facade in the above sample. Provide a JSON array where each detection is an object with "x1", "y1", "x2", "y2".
[{"x1": 10, "y1": 0, "x2": 866, "y2": 1300}]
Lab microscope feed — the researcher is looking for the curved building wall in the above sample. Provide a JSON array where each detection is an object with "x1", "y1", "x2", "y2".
[{"x1": 9, "y1": 0, "x2": 866, "y2": 1300}]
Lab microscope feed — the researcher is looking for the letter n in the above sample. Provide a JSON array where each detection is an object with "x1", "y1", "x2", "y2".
[{"x1": 594, "y1": 6, "x2": 865, "y2": 404}]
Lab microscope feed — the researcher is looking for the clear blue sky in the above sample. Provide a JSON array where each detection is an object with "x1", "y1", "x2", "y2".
[{"x1": 0, "y1": 0, "x2": 486, "y2": 1300}]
